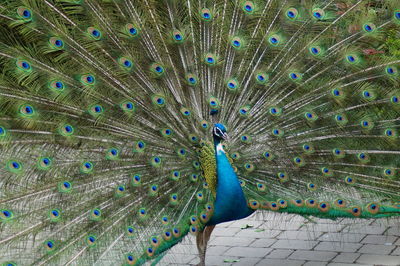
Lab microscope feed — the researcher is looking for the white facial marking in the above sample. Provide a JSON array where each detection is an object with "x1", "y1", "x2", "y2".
[
  {"x1": 216, "y1": 143, "x2": 225, "y2": 155},
  {"x1": 215, "y1": 127, "x2": 224, "y2": 137}
]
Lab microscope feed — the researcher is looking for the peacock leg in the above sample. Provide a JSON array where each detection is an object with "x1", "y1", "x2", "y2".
[{"x1": 196, "y1": 224, "x2": 216, "y2": 266}]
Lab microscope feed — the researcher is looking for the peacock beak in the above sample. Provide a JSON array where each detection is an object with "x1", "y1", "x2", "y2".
[{"x1": 222, "y1": 132, "x2": 228, "y2": 141}]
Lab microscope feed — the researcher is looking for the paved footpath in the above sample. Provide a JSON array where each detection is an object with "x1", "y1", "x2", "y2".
[{"x1": 158, "y1": 212, "x2": 400, "y2": 266}]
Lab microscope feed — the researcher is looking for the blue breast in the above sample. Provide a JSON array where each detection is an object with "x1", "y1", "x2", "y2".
[{"x1": 207, "y1": 143, "x2": 254, "y2": 225}]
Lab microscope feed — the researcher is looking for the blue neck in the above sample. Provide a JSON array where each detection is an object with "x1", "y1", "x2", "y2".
[{"x1": 207, "y1": 137, "x2": 254, "y2": 225}]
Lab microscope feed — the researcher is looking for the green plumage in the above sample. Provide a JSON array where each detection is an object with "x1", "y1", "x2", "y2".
[
  {"x1": 199, "y1": 141, "x2": 217, "y2": 197},
  {"x1": 0, "y1": 0, "x2": 399, "y2": 265}
]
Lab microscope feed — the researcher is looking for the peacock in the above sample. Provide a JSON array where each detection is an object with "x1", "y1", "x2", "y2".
[{"x1": 0, "y1": 0, "x2": 400, "y2": 265}]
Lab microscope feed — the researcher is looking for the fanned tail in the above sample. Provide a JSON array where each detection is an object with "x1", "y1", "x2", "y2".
[{"x1": 0, "y1": 0, "x2": 399, "y2": 265}]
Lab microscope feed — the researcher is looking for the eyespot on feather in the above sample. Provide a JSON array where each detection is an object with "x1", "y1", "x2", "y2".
[
  {"x1": 87, "y1": 27, "x2": 102, "y2": 40},
  {"x1": 200, "y1": 8, "x2": 213, "y2": 21},
  {"x1": 125, "y1": 253, "x2": 137, "y2": 265},
  {"x1": 286, "y1": 8, "x2": 299, "y2": 20},
  {"x1": 242, "y1": 1, "x2": 255, "y2": 15},
  {"x1": 125, "y1": 23, "x2": 140, "y2": 37},
  {"x1": 150, "y1": 63, "x2": 165, "y2": 77},
  {"x1": 49, "y1": 37, "x2": 64, "y2": 50},
  {"x1": 59, "y1": 124, "x2": 74, "y2": 136},
  {"x1": 312, "y1": 8, "x2": 325, "y2": 20},
  {"x1": 17, "y1": 7, "x2": 32, "y2": 21}
]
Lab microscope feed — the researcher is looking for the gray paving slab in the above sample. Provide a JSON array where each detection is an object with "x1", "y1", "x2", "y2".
[
  {"x1": 217, "y1": 221, "x2": 235, "y2": 228},
  {"x1": 342, "y1": 225, "x2": 388, "y2": 235},
  {"x1": 391, "y1": 247, "x2": 400, "y2": 256},
  {"x1": 361, "y1": 234, "x2": 398, "y2": 245},
  {"x1": 318, "y1": 232, "x2": 366, "y2": 243},
  {"x1": 386, "y1": 226, "x2": 400, "y2": 236},
  {"x1": 303, "y1": 261, "x2": 328, "y2": 266},
  {"x1": 248, "y1": 238, "x2": 277, "y2": 248},
  {"x1": 159, "y1": 253, "x2": 196, "y2": 264},
  {"x1": 332, "y1": 252, "x2": 362, "y2": 263},
  {"x1": 226, "y1": 257, "x2": 262, "y2": 266},
  {"x1": 228, "y1": 220, "x2": 265, "y2": 228},
  {"x1": 371, "y1": 217, "x2": 400, "y2": 226},
  {"x1": 212, "y1": 227, "x2": 242, "y2": 237},
  {"x1": 234, "y1": 228, "x2": 281, "y2": 238},
  {"x1": 202, "y1": 255, "x2": 240, "y2": 266},
  {"x1": 300, "y1": 223, "x2": 345, "y2": 233},
  {"x1": 271, "y1": 239, "x2": 319, "y2": 250},
  {"x1": 277, "y1": 230, "x2": 323, "y2": 240},
  {"x1": 168, "y1": 243, "x2": 198, "y2": 255},
  {"x1": 209, "y1": 236, "x2": 255, "y2": 247},
  {"x1": 266, "y1": 249, "x2": 294, "y2": 259},
  {"x1": 263, "y1": 221, "x2": 305, "y2": 231},
  {"x1": 314, "y1": 241, "x2": 362, "y2": 252},
  {"x1": 255, "y1": 258, "x2": 305, "y2": 266},
  {"x1": 327, "y1": 263, "x2": 371, "y2": 266},
  {"x1": 158, "y1": 213, "x2": 400, "y2": 266},
  {"x1": 224, "y1": 246, "x2": 272, "y2": 258},
  {"x1": 357, "y1": 243, "x2": 396, "y2": 255},
  {"x1": 206, "y1": 245, "x2": 231, "y2": 256},
  {"x1": 288, "y1": 250, "x2": 338, "y2": 262},
  {"x1": 356, "y1": 254, "x2": 400, "y2": 265}
]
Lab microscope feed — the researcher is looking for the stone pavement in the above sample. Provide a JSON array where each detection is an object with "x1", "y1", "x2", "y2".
[{"x1": 158, "y1": 212, "x2": 400, "y2": 266}]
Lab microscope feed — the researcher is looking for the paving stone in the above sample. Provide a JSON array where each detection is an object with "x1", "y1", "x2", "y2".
[
  {"x1": 189, "y1": 257, "x2": 200, "y2": 265},
  {"x1": 356, "y1": 254, "x2": 400, "y2": 265},
  {"x1": 386, "y1": 226, "x2": 400, "y2": 236},
  {"x1": 361, "y1": 235, "x2": 398, "y2": 245},
  {"x1": 303, "y1": 261, "x2": 328, "y2": 266},
  {"x1": 271, "y1": 239, "x2": 319, "y2": 250},
  {"x1": 300, "y1": 223, "x2": 345, "y2": 233},
  {"x1": 309, "y1": 218, "x2": 344, "y2": 224},
  {"x1": 318, "y1": 232, "x2": 366, "y2": 243},
  {"x1": 358, "y1": 244, "x2": 396, "y2": 255},
  {"x1": 212, "y1": 227, "x2": 242, "y2": 237},
  {"x1": 218, "y1": 221, "x2": 235, "y2": 228},
  {"x1": 224, "y1": 246, "x2": 272, "y2": 258},
  {"x1": 235, "y1": 228, "x2": 281, "y2": 238},
  {"x1": 264, "y1": 221, "x2": 305, "y2": 231},
  {"x1": 158, "y1": 253, "x2": 196, "y2": 264},
  {"x1": 332, "y1": 252, "x2": 361, "y2": 263},
  {"x1": 249, "y1": 238, "x2": 277, "y2": 248},
  {"x1": 267, "y1": 249, "x2": 294, "y2": 259},
  {"x1": 341, "y1": 225, "x2": 387, "y2": 235},
  {"x1": 204, "y1": 255, "x2": 240, "y2": 265},
  {"x1": 277, "y1": 230, "x2": 323, "y2": 240},
  {"x1": 285, "y1": 215, "x2": 308, "y2": 223},
  {"x1": 391, "y1": 247, "x2": 400, "y2": 256},
  {"x1": 190, "y1": 255, "x2": 242, "y2": 266},
  {"x1": 228, "y1": 220, "x2": 265, "y2": 228},
  {"x1": 177, "y1": 234, "x2": 195, "y2": 245},
  {"x1": 327, "y1": 263, "x2": 370, "y2": 266},
  {"x1": 209, "y1": 236, "x2": 254, "y2": 247},
  {"x1": 314, "y1": 241, "x2": 362, "y2": 252},
  {"x1": 257, "y1": 212, "x2": 303, "y2": 223},
  {"x1": 229, "y1": 257, "x2": 262, "y2": 266},
  {"x1": 206, "y1": 245, "x2": 231, "y2": 256},
  {"x1": 340, "y1": 218, "x2": 373, "y2": 226},
  {"x1": 371, "y1": 218, "x2": 400, "y2": 227},
  {"x1": 169, "y1": 244, "x2": 197, "y2": 255},
  {"x1": 255, "y1": 258, "x2": 305, "y2": 266},
  {"x1": 289, "y1": 250, "x2": 338, "y2": 261}
]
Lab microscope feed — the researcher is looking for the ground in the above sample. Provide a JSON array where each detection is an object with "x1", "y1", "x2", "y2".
[{"x1": 158, "y1": 212, "x2": 400, "y2": 266}]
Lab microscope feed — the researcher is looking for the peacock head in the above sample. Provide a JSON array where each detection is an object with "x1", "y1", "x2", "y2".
[{"x1": 213, "y1": 123, "x2": 228, "y2": 141}]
